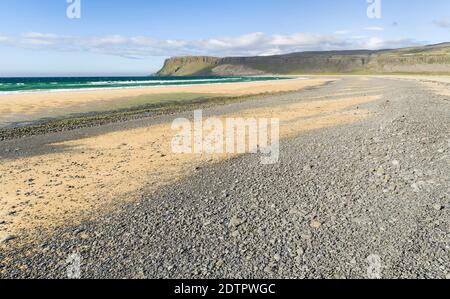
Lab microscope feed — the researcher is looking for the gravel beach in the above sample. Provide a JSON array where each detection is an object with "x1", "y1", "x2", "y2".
[{"x1": 0, "y1": 76, "x2": 449, "y2": 279}]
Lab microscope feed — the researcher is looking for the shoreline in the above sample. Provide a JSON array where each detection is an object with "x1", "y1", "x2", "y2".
[
  {"x1": 0, "y1": 76, "x2": 303, "y2": 96},
  {"x1": 0, "y1": 82, "x2": 334, "y2": 141},
  {"x1": 0, "y1": 77, "x2": 329, "y2": 132}
]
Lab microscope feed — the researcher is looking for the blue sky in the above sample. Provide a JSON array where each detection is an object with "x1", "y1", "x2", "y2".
[{"x1": 0, "y1": 0, "x2": 449, "y2": 76}]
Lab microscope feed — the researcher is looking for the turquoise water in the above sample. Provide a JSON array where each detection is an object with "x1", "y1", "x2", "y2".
[{"x1": 0, "y1": 76, "x2": 289, "y2": 94}]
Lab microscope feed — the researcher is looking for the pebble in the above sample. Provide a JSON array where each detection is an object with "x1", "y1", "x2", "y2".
[
  {"x1": 231, "y1": 230, "x2": 240, "y2": 238},
  {"x1": 303, "y1": 165, "x2": 313, "y2": 171},
  {"x1": 216, "y1": 259, "x2": 224, "y2": 268},
  {"x1": 411, "y1": 183, "x2": 420, "y2": 192},
  {"x1": 1, "y1": 235, "x2": 17, "y2": 244},
  {"x1": 432, "y1": 204, "x2": 444, "y2": 211},
  {"x1": 74, "y1": 228, "x2": 86, "y2": 235},
  {"x1": 375, "y1": 167, "x2": 385, "y2": 177},
  {"x1": 229, "y1": 216, "x2": 245, "y2": 228},
  {"x1": 310, "y1": 220, "x2": 322, "y2": 229}
]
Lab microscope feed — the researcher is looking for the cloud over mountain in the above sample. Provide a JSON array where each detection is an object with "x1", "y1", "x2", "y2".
[{"x1": 0, "y1": 31, "x2": 425, "y2": 59}]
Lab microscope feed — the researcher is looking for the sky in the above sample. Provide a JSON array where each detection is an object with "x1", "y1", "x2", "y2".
[{"x1": 0, "y1": 0, "x2": 449, "y2": 76}]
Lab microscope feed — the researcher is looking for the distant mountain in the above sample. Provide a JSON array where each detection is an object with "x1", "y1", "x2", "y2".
[{"x1": 157, "y1": 43, "x2": 450, "y2": 76}]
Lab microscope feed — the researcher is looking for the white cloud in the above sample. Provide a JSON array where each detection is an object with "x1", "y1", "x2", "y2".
[
  {"x1": 434, "y1": 17, "x2": 450, "y2": 28},
  {"x1": 335, "y1": 30, "x2": 352, "y2": 35},
  {"x1": 361, "y1": 37, "x2": 421, "y2": 50},
  {"x1": 0, "y1": 31, "x2": 425, "y2": 58},
  {"x1": 364, "y1": 26, "x2": 385, "y2": 31}
]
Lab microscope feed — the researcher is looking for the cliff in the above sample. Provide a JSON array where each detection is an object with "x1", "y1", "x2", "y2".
[
  {"x1": 156, "y1": 56, "x2": 219, "y2": 76},
  {"x1": 156, "y1": 43, "x2": 450, "y2": 76}
]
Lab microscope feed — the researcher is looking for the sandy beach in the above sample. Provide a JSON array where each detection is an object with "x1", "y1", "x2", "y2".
[
  {"x1": 0, "y1": 78, "x2": 330, "y2": 127},
  {"x1": 0, "y1": 77, "x2": 381, "y2": 244},
  {"x1": 1, "y1": 76, "x2": 449, "y2": 279}
]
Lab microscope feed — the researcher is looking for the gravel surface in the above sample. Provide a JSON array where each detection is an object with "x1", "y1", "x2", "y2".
[{"x1": 1, "y1": 77, "x2": 449, "y2": 279}]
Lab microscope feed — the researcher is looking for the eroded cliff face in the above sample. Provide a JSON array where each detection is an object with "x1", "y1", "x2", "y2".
[
  {"x1": 156, "y1": 43, "x2": 450, "y2": 76},
  {"x1": 156, "y1": 56, "x2": 266, "y2": 76},
  {"x1": 156, "y1": 56, "x2": 220, "y2": 76}
]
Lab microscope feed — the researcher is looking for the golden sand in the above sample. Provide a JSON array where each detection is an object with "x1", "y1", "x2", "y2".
[
  {"x1": 0, "y1": 78, "x2": 331, "y2": 126},
  {"x1": 0, "y1": 90, "x2": 380, "y2": 243}
]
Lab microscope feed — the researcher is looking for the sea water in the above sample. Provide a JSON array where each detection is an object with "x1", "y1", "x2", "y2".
[{"x1": 0, "y1": 76, "x2": 291, "y2": 94}]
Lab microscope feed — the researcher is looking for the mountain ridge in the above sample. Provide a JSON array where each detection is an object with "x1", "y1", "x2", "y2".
[{"x1": 156, "y1": 43, "x2": 450, "y2": 76}]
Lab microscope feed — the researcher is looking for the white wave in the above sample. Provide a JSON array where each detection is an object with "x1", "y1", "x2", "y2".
[
  {"x1": 0, "y1": 77, "x2": 299, "y2": 95},
  {"x1": 84, "y1": 78, "x2": 243, "y2": 86}
]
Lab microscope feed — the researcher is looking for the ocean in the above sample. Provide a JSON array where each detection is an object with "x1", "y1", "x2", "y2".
[{"x1": 0, "y1": 76, "x2": 289, "y2": 94}]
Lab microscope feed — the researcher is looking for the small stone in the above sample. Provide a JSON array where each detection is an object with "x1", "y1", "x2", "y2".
[
  {"x1": 375, "y1": 167, "x2": 385, "y2": 177},
  {"x1": 392, "y1": 160, "x2": 400, "y2": 167},
  {"x1": 231, "y1": 230, "x2": 240, "y2": 238},
  {"x1": 310, "y1": 220, "x2": 322, "y2": 229},
  {"x1": 274, "y1": 254, "x2": 281, "y2": 262},
  {"x1": 300, "y1": 233, "x2": 312, "y2": 240},
  {"x1": 229, "y1": 216, "x2": 245, "y2": 228},
  {"x1": 216, "y1": 259, "x2": 224, "y2": 268},
  {"x1": 1, "y1": 235, "x2": 17, "y2": 244},
  {"x1": 433, "y1": 204, "x2": 444, "y2": 211},
  {"x1": 446, "y1": 273, "x2": 450, "y2": 280},
  {"x1": 74, "y1": 228, "x2": 85, "y2": 235},
  {"x1": 411, "y1": 183, "x2": 420, "y2": 192},
  {"x1": 303, "y1": 165, "x2": 313, "y2": 171}
]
